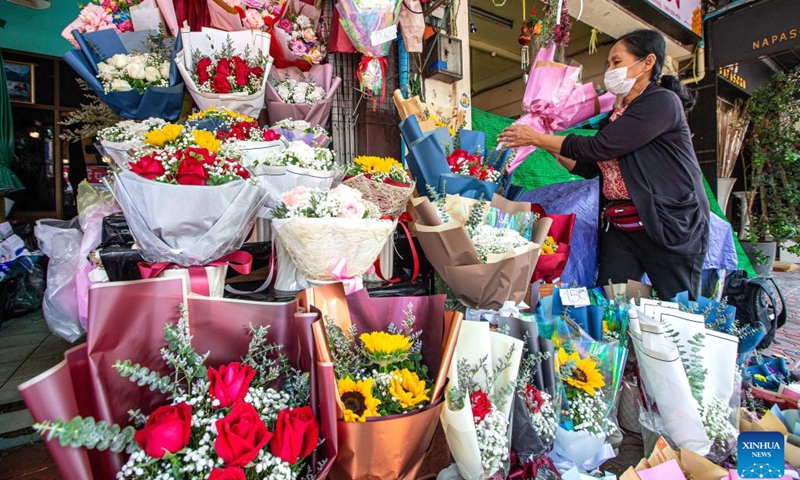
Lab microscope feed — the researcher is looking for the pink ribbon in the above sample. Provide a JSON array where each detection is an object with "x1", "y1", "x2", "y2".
[
  {"x1": 330, "y1": 258, "x2": 364, "y2": 295},
  {"x1": 138, "y1": 251, "x2": 253, "y2": 297},
  {"x1": 526, "y1": 99, "x2": 569, "y2": 134}
]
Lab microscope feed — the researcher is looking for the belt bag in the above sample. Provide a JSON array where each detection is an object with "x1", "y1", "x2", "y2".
[{"x1": 603, "y1": 200, "x2": 644, "y2": 232}]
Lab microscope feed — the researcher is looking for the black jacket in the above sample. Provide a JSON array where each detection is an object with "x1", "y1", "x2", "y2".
[{"x1": 560, "y1": 83, "x2": 709, "y2": 256}]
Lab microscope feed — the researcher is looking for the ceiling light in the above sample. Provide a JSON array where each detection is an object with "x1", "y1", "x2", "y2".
[{"x1": 28, "y1": 131, "x2": 40, "y2": 139}]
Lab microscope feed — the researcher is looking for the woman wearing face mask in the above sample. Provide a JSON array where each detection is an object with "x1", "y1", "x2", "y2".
[{"x1": 499, "y1": 29, "x2": 709, "y2": 300}]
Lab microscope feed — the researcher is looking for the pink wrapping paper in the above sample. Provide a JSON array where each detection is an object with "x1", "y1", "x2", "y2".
[
  {"x1": 265, "y1": 64, "x2": 342, "y2": 127},
  {"x1": 155, "y1": 0, "x2": 180, "y2": 34},
  {"x1": 207, "y1": 0, "x2": 246, "y2": 31}
]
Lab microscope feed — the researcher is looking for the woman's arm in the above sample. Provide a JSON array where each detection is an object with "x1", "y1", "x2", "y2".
[{"x1": 554, "y1": 154, "x2": 576, "y2": 171}]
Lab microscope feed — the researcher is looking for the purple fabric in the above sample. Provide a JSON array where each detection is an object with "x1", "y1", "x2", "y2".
[{"x1": 518, "y1": 179, "x2": 739, "y2": 287}]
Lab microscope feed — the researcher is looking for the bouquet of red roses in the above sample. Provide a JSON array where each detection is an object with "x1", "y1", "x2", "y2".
[
  {"x1": 195, "y1": 55, "x2": 265, "y2": 95},
  {"x1": 446, "y1": 148, "x2": 503, "y2": 183}
]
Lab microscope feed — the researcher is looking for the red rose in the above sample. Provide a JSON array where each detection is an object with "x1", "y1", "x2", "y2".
[
  {"x1": 130, "y1": 153, "x2": 167, "y2": 180},
  {"x1": 176, "y1": 152, "x2": 210, "y2": 186},
  {"x1": 270, "y1": 406, "x2": 319, "y2": 464},
  {"x1": 227, "y1": 161, "x2": 251, "y2": 180},
  {"x1": 263, "y1": 129, "x2": 281, "y2": 141},
  {"x1": 208, "y1": 467, "x2": 246, "y2": 480},
  {"x1": 185, "y1": 146, "x2": 216, "y2": 165},
  {"x1": 208, "y1": 362, "x2": 256, "y2": 409},
  {"x1": 232, "y1": 56, "x2": 250, "y2": 87},
  {"x1": 216, "y1": 58, "x2": 233, "y2": 77},
  {"x1": 212, "y1": 73, "x2": 233, "y2": 94},
  {"x1": 447, "y1": 149, "x2": 469, "y2": 172},
  {"x1": 215, "y1": 401, "x2": 273, "y2": 467},
  {"x1": 196, "y1": 57, "x2": 213, "y2": 85},
  {"x1": 134, "y1": 403, "x2": 192, "y2": 458},
  {"x1": 250, "y1": 66, "x2": 264, "y2": 79},
  {"x1": 470, "y1": 390, "x2": 492, "y2": 423},
  {"x1": 524, "y1": 383, "x2": 543, "y2": 414}
]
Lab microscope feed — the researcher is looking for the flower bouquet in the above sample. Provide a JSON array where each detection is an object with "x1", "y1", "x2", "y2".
[
  {"x1": 270, "y1": 0, "x2": 326, "y2": 70},
  {"x1": 270, "y1": 118, "x2": 332, "y2": 148},
  {"x1": 335, "y1": 0, "x2": 402, "y2": 104},
  {"x1": 19, "y1": 278, "x2": 337, "y2": 480},
  {"x1": 63, "y1": 29, "x2": 185, "y2": 120},
  {"x1": 411, "y1": 194, "x2": 543, "y2": 310},
  {"x1": 96, "y1": 117, "x2": 168, "y2": 168},
  {"x1": 106, "y1": 123, "x2": 268, "y2": 266},
  {"x1": 440, "y1": 320, "x2": 524, "y2": 480},
  {"x1": 272, "y1": 185, "x2": 395, "y2": 286},
  {"x1": 301, "y1": 284, "x2": 462, "y2": 480},
  {"x1": 400, "y1": 114, "x2": 511, "y2": 200},
  {"x1": 530, "y1": 204, "x2": 576, "y2": 283},
  {"x1": 343, "y1": 156, "x2": 414, "y2": 219},
  {"x1": 176, "y1": 27, "x2": 273, "y2": 117},
  {"x1": 207, "y1": 0, "x2": 285, "y2": 31},
  {"x1": 61, "y1": 0, "x2": 141, "y2": 47},
  {"x1": 500, "y1": 44, "x2": 616, "y2": 174},
  {"x1": 630, "y1": 302, "x2": 740, "y2": 460},
  {"x1": 265, "y1": 65, "x2": 342, "y2": 127}
]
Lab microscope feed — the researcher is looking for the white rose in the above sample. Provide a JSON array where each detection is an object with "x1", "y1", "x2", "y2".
[
  {"x1": 144, "y1": 66, "x2": 161, "y2": 82},
  {"x1": 109, "y1": 54, "x2": 128, "y2": 69},
  {"x1": 110, "y1": 79, "x2": 133, "y2": 92},
  {"x1": 159, "y1": 62, "x2": 170, "y2": 81},
  {"x1": 126, "y1": 63, "x2": 146, "y2": 80},
  {"x1": 292, "y1": 84, "x2": 307, "y2": 102},
  {"x1": 97, "y1": 62, "x2": 115, "y2": 80}
]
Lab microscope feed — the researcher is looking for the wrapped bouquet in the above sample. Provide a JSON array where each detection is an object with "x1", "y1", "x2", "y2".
[
  {"x1": 411, "y1": 194, "x2": 543, "y2": 310},
  {"x1": 96, "y1": 117, "x2": 167, "y2": 167},
  {"x1": 207, "y1": 0, "x2": 285, "y2": 31},
  {"x1": 61, "y1": 0, "x2": 170, "y2": 46},
  {"x1": 302, "y1": 285, "x2": 461, "y2": 480},
  {"x1": 270, "y1": 118, "x2": 332, "y2": 148},
  {"x1": 270, "y1": 0, "x2": 326, "y2": 70},
  {"x1": 272, "y1": 185, "x2": 395, "y2": 285},
  {"x1": 441, "y1": 320, "x2": 524, "y2": 480},
  {"x1": 63, "y1": 29, "x2": 184, "y2": 120},
  {"x1": 335, "y1": 0, "x2": 402, "y2": 104},
  {"x1": 530, "y1": 204, "x2": 576, "y2": 283},
  {"x1": 343, "y1": 156, "x2": 414, "y2": 219},
  {"x1": 176, "y1": 27, "x2": 273, "y2": 117},
  {"x1": 265, "y1": 65, "x2": 342, "y2": 127}
]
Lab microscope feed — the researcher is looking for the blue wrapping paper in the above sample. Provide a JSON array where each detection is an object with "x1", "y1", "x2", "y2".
[
  {"x1": 400, "y1": 115, "x2": 511, "y2": 199},
  {"x1": 63, "y1": 29, "x2": 184, "y2": 121},
  {"x1": 547, "y1": 287, "x2": 604, "y2": 341}
]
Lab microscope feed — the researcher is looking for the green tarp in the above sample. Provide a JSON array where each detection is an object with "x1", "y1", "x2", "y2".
[{"x1": 472, "y1": 108, "x2": 756, "y2": 276}]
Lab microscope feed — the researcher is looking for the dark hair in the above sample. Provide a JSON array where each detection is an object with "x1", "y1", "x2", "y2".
[{"x1": 616, "y1": 29, "x2": 697, "y2": 112}]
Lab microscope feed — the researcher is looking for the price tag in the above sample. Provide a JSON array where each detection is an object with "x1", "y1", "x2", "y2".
[
  {"x1": 559, "y1": 287, "x2": 591, "y2": 307},
  {"x1": 370, "y1": 25, "x2": 397, "y2": 46}
]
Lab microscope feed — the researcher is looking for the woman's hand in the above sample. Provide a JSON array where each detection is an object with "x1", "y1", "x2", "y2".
[{"x1": 499, "y1": 124, "x2": 539, "y2": 148}]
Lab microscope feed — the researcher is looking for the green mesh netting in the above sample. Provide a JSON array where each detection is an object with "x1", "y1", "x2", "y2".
[{"x1": 472, "y1": 108, "x2": 756, "y2": 276}]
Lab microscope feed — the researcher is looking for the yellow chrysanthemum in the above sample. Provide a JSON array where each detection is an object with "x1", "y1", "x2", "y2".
[
  {"x1": 557, "y1": 348, "x2": 605, "y2": 396},
  {"x1": 360, "y1": 331, "x2": 414, "y2": 369},
  {"x1": 145, "y1": 124, "x2": 183, "y2": 147},
  {"x1": 542, "y1": 236, "x2": 558, "y2": 255},
  {"x1": 338, "y1": 377, "x2": 381, "y2": 422},
  {"x1": 192, "y1": 130, "x2": 221, "y2": 154},
  {"x1": 389, "y1": 369, "x2": 430, "y2": 409}
]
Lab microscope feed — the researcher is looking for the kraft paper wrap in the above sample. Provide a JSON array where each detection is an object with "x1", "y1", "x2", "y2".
[
  {"x1": 300, "y1": 284, "x2": 463, "y2": 479},
  {"x1": 411, "y1": 195, "x2": 542, "y2": 310},
  {"x1": 619, "y1": 436, "x2": 729, "y2": 480},
  {"x1": 20, "y1": 278, "x2": 336, "y2": 480}
]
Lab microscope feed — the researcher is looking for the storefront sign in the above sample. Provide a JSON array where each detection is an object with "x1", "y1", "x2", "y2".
[
  {"x1": 642, "y1": 0, "x2": 703, "y2": 35},
  {"x1": 707, "y1": 0, "x2": 800, "y2": 68}
]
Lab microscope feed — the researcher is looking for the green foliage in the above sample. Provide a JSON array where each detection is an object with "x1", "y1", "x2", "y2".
[
  {"x1": 34, "y1": 417, "x2": 137, "y2": 453},
  {"x1": 114, "y1": 360, "x2": 175, "y2": 394}
]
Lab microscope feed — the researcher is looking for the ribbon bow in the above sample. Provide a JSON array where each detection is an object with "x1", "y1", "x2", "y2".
[
  {"x1": 526, "y1": 99, "x2": 569, "y2": 134},
  {"x1": 371, "y1": 212, "x2": 420, "y2": 284},
  {"x1": 331, "y1": 258, "x2": 364, "y2": 295},
  {"x1": 138, "y1": 251, "x2": 253, "y2": 297},
  {"x1": 510, "y1": 451, "x2": 562, "y2": 480},
  {"x1": 357, "y1": 56, "x2": 389, "y2": 109}
]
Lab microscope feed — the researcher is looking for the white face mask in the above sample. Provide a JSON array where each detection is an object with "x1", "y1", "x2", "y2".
[{"x1": 604, "y1": 58, "x2": 645, "y2": 97}]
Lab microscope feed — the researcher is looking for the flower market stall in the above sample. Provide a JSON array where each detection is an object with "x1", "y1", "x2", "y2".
[{"x1": 10, "y1": 1, "x2": 800, "y2": 480}]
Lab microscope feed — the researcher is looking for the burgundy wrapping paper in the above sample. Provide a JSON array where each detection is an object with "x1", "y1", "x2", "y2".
[
  {"x1": 21, "y1": 277, "x2": 336, "y2": 479},
  {"x1": 531, "y1": 206, "x2": 576, "y2": 283},
  {"x1": 328, "y1": 4, "x2": 358, "y2": 53}
]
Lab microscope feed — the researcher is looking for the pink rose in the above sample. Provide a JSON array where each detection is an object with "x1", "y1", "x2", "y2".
[
  {"x1": 289, "y1": 39, "x2": 309, "y2": 56},
  {"x1": 330, "y1": 184, "x2": 363, "y2": 203},
  {"x1": 308, "y1": 48, "x2": 323, "y2": 64},
  {"x1": 281, "y1": 186, "x2": 311, "y2": 208},
  {"x1": 244, "y1": 9, "x2": 265, "y2": 29},
  {"x1": 301, "y1": 28, "x2": 316, "y2": 43},
  {"x1": 62, "y1": 3, "x2": 114, "y2": 45},
  {"x1": 117, "y1": 19, "x2": 134, "y2": 32},
  {"x1": 245, "y1": 0, "x2": 265, "y2": 7},
  {"x1": 339, "y1": 200, "x2": 366, "y2": 219},
  {"x1": 276, "y1": 18, "x2": 293, "y2": 32}
]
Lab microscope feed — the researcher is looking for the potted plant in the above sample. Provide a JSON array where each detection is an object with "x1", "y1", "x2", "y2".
[{"x1": 741, "y1": 65, "x2": 800, "y2": 276}]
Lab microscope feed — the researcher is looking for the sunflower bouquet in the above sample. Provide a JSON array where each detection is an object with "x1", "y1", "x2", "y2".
[{"x1": 343, "y1": 156, "x2": 414, "y2": 219}]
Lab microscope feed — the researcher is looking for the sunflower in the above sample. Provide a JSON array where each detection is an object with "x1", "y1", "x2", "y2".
[
  {"x1": 389, "y1": 369, "x2": 430, "y2": 409},
  {"x1": 338, "y1": 377, "x2": 381, "y2": 422},
  {"x1": 192, "y1": 130, "x2": 221, "y2": 154},
  {"x1": 557, "y1": 348, "x2": 605, "y2": 396},
  {"x1": 145, "y1": 124, "x2": 183, "y2": 147},
  {"x1": 360, "y1": 331, "x2": 413, "y2": 369}
]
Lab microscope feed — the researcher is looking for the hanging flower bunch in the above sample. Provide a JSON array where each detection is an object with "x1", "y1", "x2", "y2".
[
  {"x1": 34, "y1": 315, "x2": 322, "y2": 479},
  {"x1": 273, "y1": 184, "x2": 380, "y2": 220},
  {"x1": 97, "y1": 53, "x2": 171, "y2": 94},
  {"x1": 192, "y1": 39, "x2": 267, "y2": 95},
  {"x1": 556, "y1": 347, "x2": 616, "y2": 436},
  {"x1": 325, "y1": 303, "x2": 433, "y2": 423}
]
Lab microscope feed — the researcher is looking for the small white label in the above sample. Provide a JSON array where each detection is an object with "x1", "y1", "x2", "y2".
[
  {"x1": 559, "y1": 287, "x2": 591, "y2": 307},
  {"x1": 370, "y1": 25, "x2": 397, "y2": 46}
]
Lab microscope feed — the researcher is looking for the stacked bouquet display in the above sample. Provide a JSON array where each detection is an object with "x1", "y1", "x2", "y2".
[
  {"x1": 303, "y1": 285, "x2": 461, "y2": 480},
  {"x1": 272, "y1": 185, "x2": 394, "y2": 288},
  {"x1": 343, "y1": 156, "x2": 414, "y2": 219},
  {"x1": 270, "y1": 0, "x2": 326, "y2": 70},
  {"x1": 176, "y1": 28, "x2": 273, "y2": 117},
  {"x1": 265, "y1": 65, "x2": 341, "y2": 127},
  {"x1": 440, "y1": 320, "x2": 523, "y2": 480},
  {"x1": 96, "y1": 117, "x2": 167, "y2": 167}
]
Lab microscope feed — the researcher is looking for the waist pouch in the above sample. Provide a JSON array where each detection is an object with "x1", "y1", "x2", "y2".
[{"x1": 603, "y1": 200, "x2": 644, "y2": 232}]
